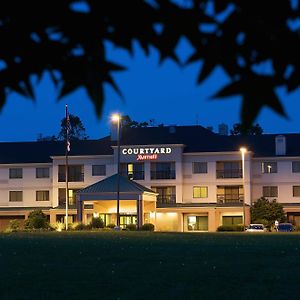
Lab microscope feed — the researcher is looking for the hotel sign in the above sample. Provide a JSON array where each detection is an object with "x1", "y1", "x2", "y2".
[{"x1": 122, "y1": 147, "x2": 172, "y2": 161}]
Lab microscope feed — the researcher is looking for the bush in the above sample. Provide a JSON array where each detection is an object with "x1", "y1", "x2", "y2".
[
  {"x1": 51, "y1": 222, "x2": 65, "y2": 231},
  {"x1": 74, "y1": 222, "x2": 89, "y2": 230},
  {"x1": 24, "y1": 210, "x2": 50, "y2": 230},
  {"x1": 90, "y1": 217, "x2": 104, "y2": 229},
  {"x1": 126, "y1": 224, "x2": 137, "y2": 231},
  {"x1": 141, "y1": 223, "x2": 155, "y2": 231},
  {"x1": 217, "y1": 225, "x2": 244, "y2": 232},
  {"x1": 106, "y1": 223, "x2": 116, "y2": 229},
  {"x1": 4, "y1": 219, "x2": 20, "y2": 233}
]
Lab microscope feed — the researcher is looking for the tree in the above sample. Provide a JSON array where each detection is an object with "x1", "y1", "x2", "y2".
[
  {"x1": 230, "y1": 123, "x2": 263, "y2": 136},
  {"x1": 57, "y1": 114, "x2": 89, "y2": 141},
  {"x1": 0, "y1": 1, "x2": 298, "y2": 127},
  {"x1": 121, "y1": 115, "x2": 149, "y2": 129},
  {"x1": 250, "y1": 197, "x2": 286, "y2": 228},
  {"x1": 24, "y1": 210, "x2": 50, "y2": 230}
]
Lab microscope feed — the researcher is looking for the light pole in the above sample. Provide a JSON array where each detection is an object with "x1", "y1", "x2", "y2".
[
  {"x1": 240, "y1": 147, "x2": 247, "y2": 230},
  {"x1": 112, "y1": 113, "x2": 121, "y2": 229}
]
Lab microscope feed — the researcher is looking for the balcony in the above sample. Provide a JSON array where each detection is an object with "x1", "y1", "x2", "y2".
[
  {"x1": 216, "y1": 169, "x2": 242, "y2": 179},
  {"x1": 217, "y1": 194, "x2": 244, "y2": 204},
  {"x1": 157, "y1": 195, "x2": 176, "y2": 204},
  {"x1": 58, "y1": 173, "x2": 84, "y2": 182},
  {"x1": 151, "y1": 170, "x2": 176, "y2": 180}
]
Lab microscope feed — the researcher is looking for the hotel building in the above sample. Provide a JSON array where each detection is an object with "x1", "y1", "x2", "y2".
[{"x1": 0, "y1": 125, "x2": 300, "y2": 232}]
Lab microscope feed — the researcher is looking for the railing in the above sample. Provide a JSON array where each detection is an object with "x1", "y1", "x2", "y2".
[
  {"x1": 216, "y1": 169, "x2": 242, "y2": 179},
  {"x1": 58, "y1": 173, "x2": 84, "y2": 182},
  {"x1": 151, "y1": 170, "x2": 176, "y2": 180},
  {"x1": 217, "y1": 194, "x2": 244, "y2": 204},
  {"x1": 157, "y1": 195, "x2": 176, "y2": 204}
]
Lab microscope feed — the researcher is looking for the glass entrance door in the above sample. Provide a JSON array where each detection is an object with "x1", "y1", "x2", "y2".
[{"x1": 120, "y1": 215, "x2": 137, "y2": 229}]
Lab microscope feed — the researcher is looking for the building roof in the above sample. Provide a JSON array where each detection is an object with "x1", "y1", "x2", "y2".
[
  {"x1": 1, "y1": 125, "x2": 300, "y2": 164},
  {"x1": 77, "y1": 174, "x2": 156, "y2": 194}
]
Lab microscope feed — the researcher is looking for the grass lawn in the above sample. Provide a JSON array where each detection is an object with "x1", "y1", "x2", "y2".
[{"x1": 1, "y1": 232, "x2": 300, "y2": 299}]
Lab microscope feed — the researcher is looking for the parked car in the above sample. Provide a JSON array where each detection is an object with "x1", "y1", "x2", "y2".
[
  {"x1": 277, "y1": 223, "x2": 294, "y2": 232},
  {"x1": 246, "y1": 224, "x2": 266, "y2": 232}
]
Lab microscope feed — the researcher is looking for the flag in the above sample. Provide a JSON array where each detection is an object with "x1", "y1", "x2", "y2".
[{"x1": 66, "y1": 105, "x2": 71, "y2": 152}]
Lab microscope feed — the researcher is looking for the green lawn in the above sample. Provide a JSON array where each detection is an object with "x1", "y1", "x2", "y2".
[{"x1": 1, "y1": 232, "x2": 300, "y2": 299}]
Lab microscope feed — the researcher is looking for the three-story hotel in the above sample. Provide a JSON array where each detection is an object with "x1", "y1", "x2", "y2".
[{"x1": 1, "y1": 124, "x2": 300, "y2": 231}]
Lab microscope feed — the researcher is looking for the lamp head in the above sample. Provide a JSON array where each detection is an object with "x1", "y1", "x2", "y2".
[
  {"x1": 111, "y1": 113, "x2": 121, "y2": 123},
  {"x1": 240, "y1": 147, "x2": 247, "y2": 154}
]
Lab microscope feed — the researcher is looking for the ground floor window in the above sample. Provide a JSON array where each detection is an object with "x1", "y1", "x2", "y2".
[
  {"x1": 99, "y1": 214, "x2": 112, "y2": 226},
  {"x1": 56, "y1": 214, "x2": 76, "y2": 224},
  {"x1": 287, "y1": 213, "x2": 300, "y2": 226},
  {"x1": 120, "y1": 215, "x2": 137, "y2": 229},
  {"x1": 222, "y1": 216, "x2": 243, "y2": 226},
  {"x1": 187, "y1": 216, "x2": 208, "y2": 231}
]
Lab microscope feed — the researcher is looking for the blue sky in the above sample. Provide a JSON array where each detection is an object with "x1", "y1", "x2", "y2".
[{"x1": 1, "y1": 39, "x2": 300, "y2": 142}]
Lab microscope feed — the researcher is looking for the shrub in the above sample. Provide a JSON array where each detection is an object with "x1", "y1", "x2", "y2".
[
  {"x1": 90, "y1": 217, "x2": 104, "y2": 229},
  {"x1": 4, "y1": 219, "x2": 20, "y2": 233},
  {"x1": 24, "y1": 210, "x2": 50, "y2": 230},
  {"x1": 74, "y1": 222, "x2": 89, "y2": 230},
  {"x1": 217, "y1": 225, "x2": 244, "y2": 232},
  {"x1": 106, "y1": 223, "x2": 116, "y2": 229},
  {"x1": 51, "y1": 222, "x2": 65, "y2": 231},
  {"x1": 126, "y1": 224, "x2": 137, "y2": 231},
  {"x1": 141, "y1": 223, "x2": 155, "y2": 231}
]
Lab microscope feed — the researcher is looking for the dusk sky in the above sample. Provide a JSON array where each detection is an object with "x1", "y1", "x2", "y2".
[{"x1": 1, "y1": 38, "x2": 300, "y2": 142}]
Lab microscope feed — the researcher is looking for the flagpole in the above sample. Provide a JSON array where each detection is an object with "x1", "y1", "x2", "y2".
[{"x1": 65, "y1": 104, "x2": 69, "y2": 231}]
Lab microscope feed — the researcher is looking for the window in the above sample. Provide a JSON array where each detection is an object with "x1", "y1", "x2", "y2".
[
  {"x1": 9, "y1": 168, "x2": 22, "y2": 179},
  {"x1": 36, "y1": 190, "x2": 49, "y2": 201},
  {"x1": 222, "y1": 216, "x2": 243, "y2": 226},
  {"x1": 217, "y1": 186, "x2": 243, "y2": 203},
  {"x1": 36, "y1": 167, "x2": 50, "y2": 178},
  {"x1": 263, "y1": 186, "x2": 278, "y2": 197},
  {"x1": 192, "y1": 162, "x2": 207, "y2": 174},
  {"x1": 193, "y1": 186, "x2": 208, "y2": 198},
  {"x1": 216, "y1": 161, "x2": 242, "y2": 178},
  {"x1": 9, "y1": 191, "x2": 23, "y2": 202},
  {"x1": 58, "y1": 188, "x2": 80, "y2": 206},
  {"x1": 92, "y1": 165, "x2": 106, "y2": 176},
  {"x1": 120, "y1": 163, "x2": 144, "y2": 180},
  {"x1": 58, "y1": 165, "x2": 84, "y2": 182},
  {"x1": 151, "y1": 162, "x2": 176, "y2": 180},
  {"x1": 261, "y1": 161, "x2": 277, "y2": 173},
  {"x1": 151, "y1": 186, "x2": 176, "y2": 204},
  {"x1": 292, "y1": 162, "x2": 300, "y2": 173},
  {"x1": 187, "y1": 216, "x2": 208, "y2": 231},
  {"x1": 293, "y1": 186, "x2": 300, "y2": 197}
]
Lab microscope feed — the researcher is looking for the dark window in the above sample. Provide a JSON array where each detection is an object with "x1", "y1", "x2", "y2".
[
  {"x1": 58, "y1": 165, "x2": 84, "y2": 182},
  {"x1": 36, "y1": 167, "x2": 50, "y2": 178},
  {"x1": 293, "y1": 186, "x2": 300, "y2": 197},
  {"x1": 151, "y1": 162, "x2": 175, "y2": 180},
  {"x1": 58, "y1": 188, "x2": 80, "y2": 206},
  {"x1": 217, "y1": 186, "x2": 243, "y2": 203},
  {"x1": 262, "y1": 186, "x2": 278, "y2": 197},
  {"x1": 9, "y1": 191, "x2": 23, "y2": 202},
  {"x1": 216, "y1": 161, "x2": 242, "y2": 178},
  {"x1": 9, "y1": 168, "x2": 22, "y2": 179},
  {"x1": 192, "y1": 162, "x2": 207, "y2": 174},
  {"x1": 292, "y1": 162, "x2": 300, "y2": 173},
  {"x1": 120, "y1": 163, "x2": 144, "y2": 180},
  {"x1": 261, "y1": 162, "x2": 277, "y2": 173},
  {"x1": 222, "y1": 216, "x2": 243, "y2": 226},
  {"x1": 193, "y1": 186, "x2": 208, "y2": 198},
  {"x1": 36, "y1": 190, "x2": 49, "y2": 201},
  {"x1": 92, "y1": 165, "x2": 106, "y2": 176},
  {"x1": 151, "y1": 186, "x2": 176, "y2": 204}
]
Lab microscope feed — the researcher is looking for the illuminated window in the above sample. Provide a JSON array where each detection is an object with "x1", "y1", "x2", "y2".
[
  {"x1": 58, "y1": 188, "x2": 80, "y2": 205},
  {"x1": 9, "y1": 191, "x2": 23, "y2": 202},
  {"x1": 261, "y1": 162, "x2": 277, "y2": 173},
  {"x1": 192, "y1": 162, "x2": 207, "y2": 174},
  {"x1": 262, "y1": 186, "x2": 278, "y2": 197},
  {"x1": 120, "y1": 163, "x2": 144, "y2": 180},
  {"x1": 92, "y1": 165, "x2": 106, "y2": 176},
  {"x1": 193, "y1": 186, "x2": 208, "y2": 198},
  {"x1": 9, "y1": 168, "x2": 22, "y2": 179},
  {"x1": 187, "y1": 216, "x2": 208, "y2": 231},
  {"x1": 36, "y1": 190, "x2": 49, "y2": 201},
  {"x1": 222, "y1": 216, "x2": 243, "y2": 226}
]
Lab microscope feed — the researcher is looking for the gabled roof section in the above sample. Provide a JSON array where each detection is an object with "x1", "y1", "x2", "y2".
[{"x1": 77, "y1": 174, "x2": 156, "y2": 194}]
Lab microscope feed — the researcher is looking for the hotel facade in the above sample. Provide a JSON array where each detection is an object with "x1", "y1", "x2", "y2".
[{"x1": 1, "y1": 125, "x2": 300, "y2": 232}]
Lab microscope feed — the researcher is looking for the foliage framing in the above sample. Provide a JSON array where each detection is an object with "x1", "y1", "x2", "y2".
[{"x1": 0, "y1": 1, "x2": 297, "y2": 126}]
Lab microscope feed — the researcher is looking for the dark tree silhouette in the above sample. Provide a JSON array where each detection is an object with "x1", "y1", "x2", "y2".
[
  {"x1": 0, "y1": 1, "x2": 298, "y2": 127},
  {"x1": 58, "y1": 114, "x2": 88, "y2": 140},
  {"x1": 122, "y1": 115, "x2": 149, "y2": 129},
  {"x1": 230, "y1": 123, "x2": 263, "y2": 135}
]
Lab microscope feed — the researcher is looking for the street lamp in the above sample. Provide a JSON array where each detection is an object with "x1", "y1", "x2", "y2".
[
  {"x1": 111, "y1": 113, "x2": 121, "y2": 229},
  {"x1": 240, "y1": 147, "x2": 247, "y2": 230}
]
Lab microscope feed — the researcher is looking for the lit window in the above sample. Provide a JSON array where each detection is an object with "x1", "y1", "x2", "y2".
[
  {"x1": 293, "y1": 186, "x2": 300, "y2": 197},
  {"x1": 193, "y1": 186, "x2": 208, "y2": 198}
]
